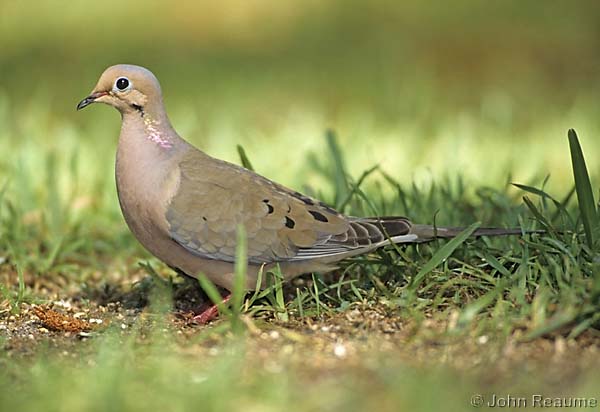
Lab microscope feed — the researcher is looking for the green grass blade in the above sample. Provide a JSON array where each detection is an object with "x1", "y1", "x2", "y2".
[
  {"x1": 231, "y1": 225, "x2": 248, "y2": 332},
  {"x1": 337, "y1": 165, "x2": 379, "y2": 211},
  {"x1": 198, "y1": 275, "x2": 232, "y2": 318},
  {"x1": 481, "y1": 252, "x2": 511, "y2": 278},
  {"x1": 312, "y1": 273, "x2": 322, "y2": 317},
  {"x1": 410, "y1": 222, "x2": 481, "y2": 289},
  {"x1": 568, "y1": 129, "x2": 598, "y2": 248},
  {"x1": 521, "y1": 196, "x2": 554, "y2": 232},
  {"x1": 456, "y1": 286, "x2": 503, "y2": 328},
  {"x1": 295, "y1": 288, "x2": 304, "y2": 318},
  {"x1": 522, "y1": 309, "x2": 578, "y2": 340},
  {"x1": 246, "y1": 265, "x2": 265, "y2": 309},
  {"x1": 325, "y1": 129, "x2": 350, "y2": 208},
  {"x1": 7, "y1": 243, "x2": 26, "y2": 311},
  {"x1": 236, "y1": 144, "x2": 255, "y2": 171},
  {"x1": 273, "y1": 265, "x2": 288, "y2": 321},
  {"x1": 512, "y1": 182, "x2": 574, "y2": 226}
]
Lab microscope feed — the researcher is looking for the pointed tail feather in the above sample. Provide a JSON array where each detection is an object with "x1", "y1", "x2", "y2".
[{"x1": 408, "y1": 224, "x2": 541, "y2": 243}]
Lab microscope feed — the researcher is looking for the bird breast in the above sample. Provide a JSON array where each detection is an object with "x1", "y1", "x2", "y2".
[{"x1": 115, "y1": 119, "x2": 182, "y2": 248}]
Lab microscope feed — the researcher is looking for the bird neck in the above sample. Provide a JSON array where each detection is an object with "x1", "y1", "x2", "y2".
[
  {"x1": 116, "y1": 110, "x2": 183, "y2": 195},
  {"x1": 121, "y1": 106, "x2": 178, "y2": 150}
]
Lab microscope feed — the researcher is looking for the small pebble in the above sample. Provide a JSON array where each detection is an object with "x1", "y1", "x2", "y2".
[
  {"x1": 555, "y1": 337, "x2": 566, "y2": 355},
  {"x1": 333, "y1": 343, "x2": 347, "y2": 358},
  {"x1": 55, "y1": 300, "x2": 71, "y2": 309}
]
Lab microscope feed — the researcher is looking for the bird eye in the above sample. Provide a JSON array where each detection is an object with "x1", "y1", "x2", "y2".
[{"x1": 115, "y1": 77, "x2": 130, "y2": 91}]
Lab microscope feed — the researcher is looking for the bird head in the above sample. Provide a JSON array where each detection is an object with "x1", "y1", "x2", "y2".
[{"x1": 77, "y1": 64, "x2": 163, "y2": 116}]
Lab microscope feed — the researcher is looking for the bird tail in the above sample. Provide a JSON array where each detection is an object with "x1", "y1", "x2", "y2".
[
  {"x1": 351, "y1": 216, "x2": 541, "y2": 248},
  {"x1": 408, "y1": 224, "x2": 538, "y2": 243}
]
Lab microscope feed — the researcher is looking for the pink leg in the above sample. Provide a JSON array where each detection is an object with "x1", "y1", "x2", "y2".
[{"x1": 192, "y1": 294, "x2": 232, "y2": 324}]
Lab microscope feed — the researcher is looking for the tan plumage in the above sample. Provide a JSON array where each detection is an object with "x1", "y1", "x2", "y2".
[{"x1": 78, "y1": 64, "x2": 524, "y2": 291}]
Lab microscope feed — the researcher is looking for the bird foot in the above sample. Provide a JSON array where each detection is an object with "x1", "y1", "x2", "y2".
[{"x1": 192, "y1": 294, "x2": 232, "y2": 324}]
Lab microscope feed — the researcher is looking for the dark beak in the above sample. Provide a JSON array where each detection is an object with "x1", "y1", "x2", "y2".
[{"x1": 76, "y1": 91, "x2": 108, "y2": 110}]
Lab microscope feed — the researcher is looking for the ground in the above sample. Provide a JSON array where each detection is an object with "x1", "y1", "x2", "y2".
[{"x1": 2, "y1": 264, "x2": 599, "y2": 411}]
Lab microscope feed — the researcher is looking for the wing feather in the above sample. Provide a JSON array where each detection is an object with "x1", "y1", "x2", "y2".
[{"x1": 166, "y1": 150, "x2": 414, "y2": 264}]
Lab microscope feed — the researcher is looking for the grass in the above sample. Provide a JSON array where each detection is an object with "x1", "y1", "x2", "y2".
[
  {"x1": 2, "y1": 2, "x2": 600, "y2": 410},
  {"x1": 2, "y1": 125, "x2": 600, "y2": 411}
]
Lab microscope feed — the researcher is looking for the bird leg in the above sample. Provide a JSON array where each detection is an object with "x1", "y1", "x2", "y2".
[
  {"x1": 192, "y1": 293, "x2": 232, "y2": 324},
  {"x1": 168, "y1": 266, "x2": 231, "y2": 324}
]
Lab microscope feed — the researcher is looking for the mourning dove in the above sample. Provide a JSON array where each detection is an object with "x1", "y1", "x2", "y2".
[{"x1": 77, "y1": 64, "x2": 524, "y2": 305}]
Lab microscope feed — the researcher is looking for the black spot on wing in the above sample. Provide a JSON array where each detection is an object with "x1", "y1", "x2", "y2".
[
  {"x1": 292, "y1": 191, "x2": 314, "y2": 205},
  {"x1": 285, "y1": 216, "x2": 295, "y2": 228},
  {"x1": 263, "y1": 199, "x2": 274, "y2": 214},
  {"x1": 309, "y1": 210, "x2": 329, "y2": 222}
]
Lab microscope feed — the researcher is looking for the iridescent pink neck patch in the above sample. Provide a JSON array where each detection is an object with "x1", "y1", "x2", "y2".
[{"x1": 143, "y1": 115, "x2": 173, "y2": 149}]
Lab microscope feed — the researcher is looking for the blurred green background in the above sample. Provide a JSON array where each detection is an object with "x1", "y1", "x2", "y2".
[
  {"x1": 2, "y1": 3, "x2": 600, "y2": 411},
  {"x1": 1, "y1": 0, "x2": 599, "y2": 201}
]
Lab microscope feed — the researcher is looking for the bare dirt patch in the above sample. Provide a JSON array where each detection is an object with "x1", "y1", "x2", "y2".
[{"x1": 1, "y1": 270, "x2": 600, "y2": 394}]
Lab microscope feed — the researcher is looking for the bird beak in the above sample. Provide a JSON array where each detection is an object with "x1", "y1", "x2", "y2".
[{"x1": 76, "y1": 91, "x2": 109, "y2": 110}]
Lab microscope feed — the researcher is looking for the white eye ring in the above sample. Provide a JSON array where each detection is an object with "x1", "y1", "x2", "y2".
[{"x1": 114, "y1": 77, "x2": 132, "y2": 92}]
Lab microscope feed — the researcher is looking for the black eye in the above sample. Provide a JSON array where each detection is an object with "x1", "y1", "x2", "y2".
[{"x1": 116, "y1": 77, "x2": 129, "y2": 91}]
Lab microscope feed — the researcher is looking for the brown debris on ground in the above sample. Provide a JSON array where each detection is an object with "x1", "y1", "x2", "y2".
[{"x1": 32, "y1": 306, "x2": 94, "y2": 333}]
